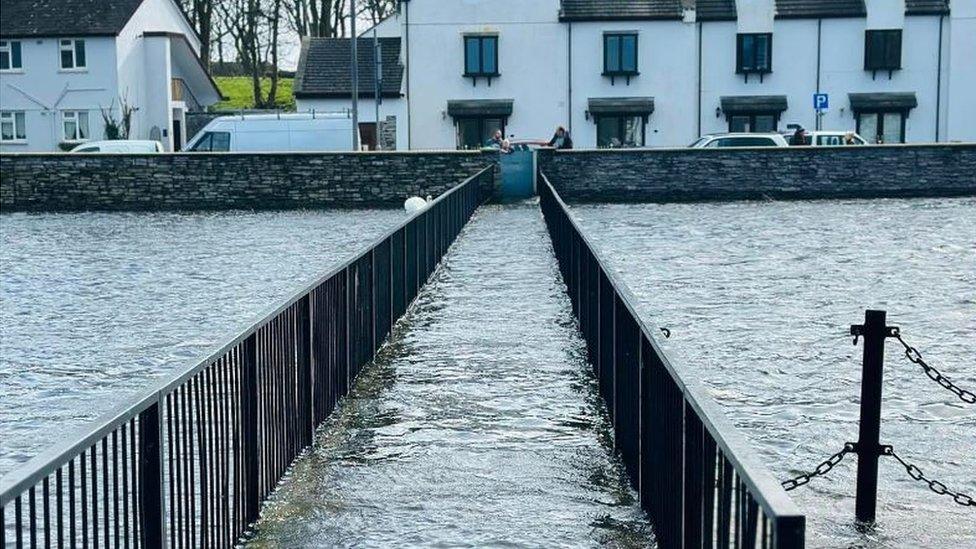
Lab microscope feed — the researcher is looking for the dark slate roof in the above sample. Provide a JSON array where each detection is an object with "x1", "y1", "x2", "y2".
[
  {"x1": 588, "y1": 97, "x2": 655, "y2": 114},
  {"x1": 849, "y1": 92, "x2": 918, "y2": 111},
  {"x1": 560, "y1": 0, "x2": 685, "y2": 21},
  {"x1": 696, "y1": 0, "x2": 737, "y2": 21},
  {"x1": 294, "y1": 37, "x2": 403, "y2": 98},
  {"x1": 721, "y1": 95, "x2": 789, "y2": 113},
  {"x1": 0, "y1": 0, "x2": 147, "y2": 37},
  {"x1": 447, "y1": 99, "x2": 514, "y2": 117},
  {"x1": 774, "y1": 0, "x2": 866, "y2": 19},
  {"x1": 906, "y1": 0, "x2": 949, "y2": 15}
]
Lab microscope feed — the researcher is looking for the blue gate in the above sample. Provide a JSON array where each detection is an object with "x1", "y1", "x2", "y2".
[{"x1": 499, "y1": 149, "x2": 536, "y2": 199}]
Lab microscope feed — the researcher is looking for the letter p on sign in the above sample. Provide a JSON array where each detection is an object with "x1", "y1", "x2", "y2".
[{"x1": 814, "y1": 93, "x2": 829, "y2": 112}]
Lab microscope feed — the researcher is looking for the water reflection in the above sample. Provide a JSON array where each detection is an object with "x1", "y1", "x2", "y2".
[
  {"x1": 572, "y1": 198, "x2": 976, "y2": 547},
  {"x1": 249, "y1": 204, "x2": 654, "y2": 547}
]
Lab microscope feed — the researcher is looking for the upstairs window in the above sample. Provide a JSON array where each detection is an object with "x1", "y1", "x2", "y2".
[
  {"x1": 0, "y1": 41, "x2": 23, "y2": 71},
  {"x1": 59, "y1": 39, "x2": 86, "y2": 70},
  {"x1": 736, "y1": 33, "x2": 772, "y2": 81},
  {"x1": 464, "y1": 35, "x2": 498, "y2": 83},
  {"x1": 62, "y1": 110, "x2": 90, "y2": 141},
  {"x1": 864, "y1": 29, "x2": 901, "y2": 75},
  {"x1": 1, "y1": 111, "x2": 27, "y2": 142},
  {"x1": 603, "y1": 33, "x2": 638, "y2": 83}
]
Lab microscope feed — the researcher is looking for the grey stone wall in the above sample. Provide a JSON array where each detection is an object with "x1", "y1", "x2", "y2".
[
  {"x1": 378, "y1": 116, "x2": 397, "y2": 151},
  {"x1": 537, "y1": 144, "x2": 976, "y2": 202},
  {"x1": 0, "y1": 151, "x2": 498, "y2": 212}
]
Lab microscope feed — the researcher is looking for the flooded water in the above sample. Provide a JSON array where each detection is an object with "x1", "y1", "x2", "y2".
[
  {"x1": 0, "y1": 209, "x2": 402, "y2": 475},
  {"x1": 571, "y1": 198, "x2": 975, "y2": 548},
  {"x1": 248, "y1": 203, "x2": 654, "y2": 547}
]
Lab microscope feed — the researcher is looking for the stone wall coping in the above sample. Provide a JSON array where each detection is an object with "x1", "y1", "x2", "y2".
[
  {"x1": 0, "y1": 150, "x2": 495, "y2": 158},
  {"x1": 546, "y1": 142, "x2": 976, "y2": 154}
]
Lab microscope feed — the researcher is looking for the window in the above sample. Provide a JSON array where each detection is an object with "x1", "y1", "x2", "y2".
[
  {"x1": 736, "y1": 33, "x2": 772, "y2": 78},
  {"x1": 864, "y1": 30, "x2": 901, "y2": 73},
  {"x1": 604, "y1": 33, "x2": 638, "y2": 83},
  {"x1": 728, "y1": 113, "x2": 778, "y2": 133},
  {"x1": 464, "y1": 35, "x2": 498, "y2": 80},
  {"x1": 596, "y1": 115, "x2": 644, "y2": 148},
  {"x1": 190, "y1": 131, "x2": 231, "y2": 151},
  {"x1": 62, "y1": 111, "x2": 90, "y2": 141},
  {"x1": 0, "y1": 111, "x2": 27, "y2": 142},
  {"x1": 455, "y1": 117, "x2": 504, "y2": 150},
  {"x1": 59, "y1": 39, "x2": 86, "y2": 70},
  {"x1": 0, "y1": 40, "x2": 23, "y2": 71},
  {"x1": 857, "y1": 111, "x2": 905, "y2": 144}
]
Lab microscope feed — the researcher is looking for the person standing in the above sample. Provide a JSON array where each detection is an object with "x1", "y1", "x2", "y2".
[{"x1": 547, "y1": 126, "x2": 574, "y2": 149}]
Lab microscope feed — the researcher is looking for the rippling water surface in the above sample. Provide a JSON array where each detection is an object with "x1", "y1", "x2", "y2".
[
  {"x1": 572, "y1": 198, "x2": 975, "y2": 548},
  {"x1": 0, "y1": 209, "x2": 402, "y2": 475},
  {"x1": 248, "y1": 203, "x2": 654, "y2": 547}
]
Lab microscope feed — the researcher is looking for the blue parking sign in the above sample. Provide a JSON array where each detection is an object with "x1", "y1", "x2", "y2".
[{"x1": 814, "y1": 93, "x2": 829, "y2": 111}]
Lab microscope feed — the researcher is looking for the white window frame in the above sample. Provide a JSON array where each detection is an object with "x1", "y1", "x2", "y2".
[
  {"x1": 0, "y1": 111, "x2": 28, "y2": 143},
  {"x1": 61, "y1": 110, "x2": 90, "y2": 142},
  {"x1": 59, "y1": 39, "x2": 86, "y2": 70},
  {"x1": 0, "y1": 40, "x2": 23, "y2": 72}
]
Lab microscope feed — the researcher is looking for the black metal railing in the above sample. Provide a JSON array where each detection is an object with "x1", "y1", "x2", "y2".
[
  {"x1": 539, "y1": 173, "x2": 805, "y2": 549},
  {"x1": 0, "y1": 167, "x2": 491, "y2": 548}
]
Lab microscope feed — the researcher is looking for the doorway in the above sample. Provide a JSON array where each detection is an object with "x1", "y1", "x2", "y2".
[{"x1": 359, "y1": 122, "x2": 377, "y2": 151}]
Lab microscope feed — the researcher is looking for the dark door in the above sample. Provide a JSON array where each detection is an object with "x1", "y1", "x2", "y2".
[
  {"x1": 173, "y1": 119, "x2": 183, "y2": 151},
  {"x1": 359, "y1": 123, "x2": 377, "y2": 151}
]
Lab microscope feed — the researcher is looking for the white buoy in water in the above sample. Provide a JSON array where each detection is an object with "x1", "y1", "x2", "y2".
[{"x1": 404, "y1": 196, "x2": 427, "y2": 213}]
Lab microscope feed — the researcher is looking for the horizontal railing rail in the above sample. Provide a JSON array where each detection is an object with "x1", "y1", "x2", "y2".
[
  {"x1": 0, "y1": 166, "x2": 492, "y2": 548},
  {"x1": 538, "y1": 172, "x2": 805, "y2": 548}
]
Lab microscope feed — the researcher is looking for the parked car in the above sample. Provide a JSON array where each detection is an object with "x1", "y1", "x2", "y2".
[
  {"x1": 185, "y1": 113, "x2": 354, "y2": 152},
  {"x1": 689, "y1": 133, "x2": 789, "y2": 148},
  {"x1": 805, "y1": 131, "x2": 867, "y2": 146},
  {"x1": 70, "y1": 140, "x2": 164, "y2": 153}
]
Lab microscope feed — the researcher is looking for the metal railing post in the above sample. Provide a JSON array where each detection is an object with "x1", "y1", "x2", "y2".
[
  {"x1": 851, "y1": 309, "x2": 889, "y2": 524},
  {"x1": 137, "y1": 400, "x2": 166, "y2": 546},
  {"x1": 241, "y1": 333, "x2": 259, "y2": 525}
]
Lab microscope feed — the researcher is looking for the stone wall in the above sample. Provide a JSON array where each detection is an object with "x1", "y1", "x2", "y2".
[
  {"x1": 0, "y1": 151, "x2": 498, "y2": 212},
  {"x1": 537, "y1": 144, "x2": 976, "y2": 202}
]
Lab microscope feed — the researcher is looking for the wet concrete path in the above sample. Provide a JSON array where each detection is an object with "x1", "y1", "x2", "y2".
[{"x1": 248, "y1": 203, "x2": 654, "y2": 547}]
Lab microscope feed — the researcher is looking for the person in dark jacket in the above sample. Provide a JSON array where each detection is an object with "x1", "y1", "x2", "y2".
[
  {"x1": 547, "y1": 126, "x2": 573, "y2": 149},
  {"x1": 791, "y1": 126, "x2": 809, "y2": 146}
]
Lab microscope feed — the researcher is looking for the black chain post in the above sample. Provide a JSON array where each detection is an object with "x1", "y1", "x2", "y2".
[{"x1": 850, "y1": 309, "x2": 893, "y2": 525}]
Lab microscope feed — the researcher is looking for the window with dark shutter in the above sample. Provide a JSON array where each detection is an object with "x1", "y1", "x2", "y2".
[
  {"x1": 463, "y1": 35, "x2": 499, "y2": 83},
  {"x1": 603, "y1": 33, "x2": 638, "y2": 83},
  {"x1": 864, "y1": 29, "x2": 902, "y2": 73},
  {"x1": 736, "y1": 33, "x2": 772, "y2": 76}
]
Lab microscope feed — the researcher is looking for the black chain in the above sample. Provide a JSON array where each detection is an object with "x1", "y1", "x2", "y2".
[
  {"x1": 884, "y1": 447, "x2": 976, "y2": 508},
  {"x1": 891, "y1": 328, "x2": 975, "y2": 405},
  {"x1": 782, "y1": 443, "x2": 854, "y2": 491}
]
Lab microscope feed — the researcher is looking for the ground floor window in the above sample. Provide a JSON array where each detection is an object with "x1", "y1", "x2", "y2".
[
  {"x1": 62, "y1": 110, "x2": 90, "y2": 141},
  {"x1": 596, "y1": 115, "x2": 644, "y2": 148},
  {"x1": 856, "y1": 111, "x2": 905, "y2": 144},
  {"x1": 728, "y1": 112, "x2": 778, "y2": 133},
  {"x1": 0, "y1": 111, "x2": 26, "y2": 142},
  {"x1": 455, "y1": 117, "x2": 504, "y2": 150}
]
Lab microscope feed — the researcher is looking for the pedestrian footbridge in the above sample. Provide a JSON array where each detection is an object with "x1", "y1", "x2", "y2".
[{"x1": 0, "y1": 168, "x2": 803, "y2": 548}]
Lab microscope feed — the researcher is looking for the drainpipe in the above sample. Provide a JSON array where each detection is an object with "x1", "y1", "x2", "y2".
[
  {"x1": 351, "y1": 0, "x2": 359, "y2": 151},
  {"x1": 935, "y1": 14, "x2": 943, "y2": 142},
  {"x1": 816, "y1": 19, "x2": 822, "y2": 130},
  {"x1": 696, "y1": 21, "x2": 702, "y2": 138},
  {"x1": 568, "y1": 22, "x2": 573, "y2": 135},
  {"x1": 404, "y1": 0, "x2": 411, "y2": 149}
]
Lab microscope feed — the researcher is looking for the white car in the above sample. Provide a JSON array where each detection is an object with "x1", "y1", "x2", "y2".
[
  {"x1": 690, "y1": 133, "x2": 790, "y2": 148},
  {"x1": 70, "y1": 140, "x2": 164, "y2": 153},
  {"x1": 804, "y1": 131, "x2": 867, "y2": 146}
]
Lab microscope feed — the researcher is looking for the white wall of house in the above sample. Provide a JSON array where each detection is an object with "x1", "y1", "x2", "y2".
[
  {"x1": 946, "y1": 2, "x2": 976, "y2": 142},
  {"x1": 0, "y1": 37, "x2": 118, "y2": 151},
  {"x1": 404, "y1": 0, "x2": 567, "y2": 149},
  {"x1": 570, "y1": 20, "x2": 698, "y2": 148},
  {"x1": 295, "y1": 97, "x2": 408, "y2": 150}
]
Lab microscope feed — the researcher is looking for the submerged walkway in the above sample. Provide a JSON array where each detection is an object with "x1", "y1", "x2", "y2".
[{"x1": 248, "y1": 203, "x2": 654, "y2": 547}]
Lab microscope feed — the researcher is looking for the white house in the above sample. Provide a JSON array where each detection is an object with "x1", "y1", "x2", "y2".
[
  {"x1": 296, "y1": 0, "x2": 974, "y2": 150},
  {"x1": 0, "y1": 0, "x2": 222, "y2": 152}
]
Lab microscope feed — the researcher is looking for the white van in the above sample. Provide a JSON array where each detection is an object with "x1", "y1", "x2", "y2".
[
  {"x1": 70, "y1": 140, "x2": 164, "y2": 153},
  {"x1": 185, "y1": 113, "x2": 354, "y2": 152}
]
